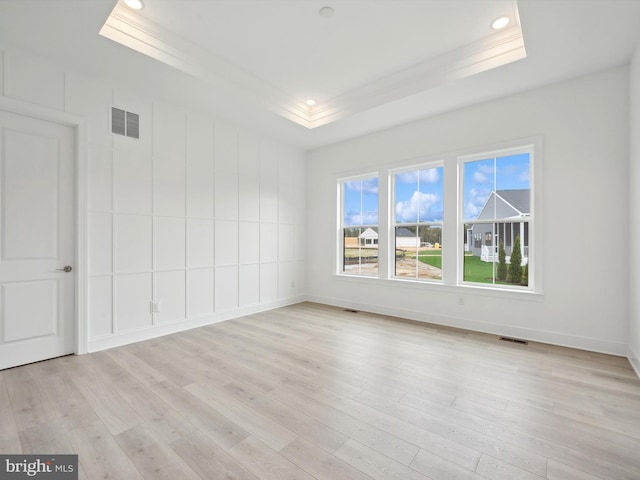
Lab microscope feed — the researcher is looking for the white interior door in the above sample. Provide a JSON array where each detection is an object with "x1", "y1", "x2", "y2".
[{"x1": 0, "y1": 109, "x2": 75, "y2": 370}]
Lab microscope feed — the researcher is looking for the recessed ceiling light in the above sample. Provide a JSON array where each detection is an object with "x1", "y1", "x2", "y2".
[
  {"x1": 305, "y1": 99, "x2": 317, "y2": 107},
  {"x1": 124, "y1": 0, "x2": 144, "y2": 10},
  {"x1": 491, "y1": 16, "x2": 510, "y2": 30},
  {"x1": 319, "y1": 6, "x2": 334, "y2": 18}
]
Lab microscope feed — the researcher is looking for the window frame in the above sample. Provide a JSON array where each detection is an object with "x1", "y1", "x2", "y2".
[
  {"x1": 390, "y1": 161, "x2": 444, "y2": 282},
  {"x1": 457, "y1": 144, "x2": 536, "y2": 291},
  {"x1": 337, "y1": 172, "x2": 381, "y2": 278},
  {"x1": 335, "y1": 138, "x2": 542, "y2": 296}
]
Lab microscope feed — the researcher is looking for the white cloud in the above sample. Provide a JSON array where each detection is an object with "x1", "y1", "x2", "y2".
[
  {"x1": 421, "y1": 169, "x2": 439, "y2": 184},
  {"x1": 395, "y1": 191, "x2": 439, "y2": 223},
  {"x1": 362, "y1": 178, "x2": 378, "y2": 194},
  {"x1": 478, "y1": 164, "x2": 495, "y2": 175},
  {"x1": 464, "y1": 202, "x2": 481, "y2": 219},
  {"x1": 464, "y1": 187, "x2": 491, "y2": 220},
  {"x1": 345, "y1": 178, "x2": 378, "y2": 195},
  {"x1": 345, "y1": 211, "x2": 378, "y2": 226},
  {"x1": 396, "y1": 168, "x2": 440, "y2": 185}
]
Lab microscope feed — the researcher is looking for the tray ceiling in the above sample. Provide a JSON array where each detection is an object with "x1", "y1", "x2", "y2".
[
  {"x1": 100, "y1": 0, "x2": 525, "y2": 128},
  {"x1": 1, "y1": 1, "x2": 640, "y2": 149}
]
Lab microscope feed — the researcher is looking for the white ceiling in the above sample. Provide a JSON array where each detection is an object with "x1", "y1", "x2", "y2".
[
  {"x1": 99, "y1": 0, "x2": 525, "y2": 128},
  {"x1": 135, "y1": 1, "x2": 519, "y2": 99},
  {"x1": 0, "y1": 0, "x2": 639, "y2": 150}
]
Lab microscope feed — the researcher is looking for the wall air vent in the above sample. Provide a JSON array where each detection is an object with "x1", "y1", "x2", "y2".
[
  {"x1": 111, "y1": 107, "x2": 139, "y2": 139},
  {"x1": 126, "y1": 111, "x2": 139, "y2": 139},
  {"x1": 111, "y1": 107, "x2": 126, "y2": 136}
]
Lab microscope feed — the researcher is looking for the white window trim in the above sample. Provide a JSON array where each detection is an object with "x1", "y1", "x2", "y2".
[
  {"x1": 390, "y1": 161, "x2": 445, "y2": 282},
  {"x1": 457, "y1": 141, "x2": 540, "y2": 293},
  {"x1": 336, "y1": 172, "x2": 381, "y2": 278},
  {"x1": 335, "y1": 136, "x2": 543, "y2": 296}
]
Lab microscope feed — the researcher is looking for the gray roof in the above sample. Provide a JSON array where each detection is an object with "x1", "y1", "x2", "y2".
[
  {"x1": 497, "y1": 189, "x2": 530, "y2": 214},
  {"x1": 477, "y1": 189, "x2": 530, "y2": 220},
  {"x1": 396, "y1": 227, "x2": 415, "y2": 237}
]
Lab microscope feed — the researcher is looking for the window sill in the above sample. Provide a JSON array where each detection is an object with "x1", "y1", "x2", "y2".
[{"x1": 333, "y1": 273, "x2": 544, "y2": 302}]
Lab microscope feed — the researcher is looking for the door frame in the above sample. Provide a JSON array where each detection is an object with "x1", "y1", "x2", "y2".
[{"x1": 0, "y1": 95, "x2": 88, "y2": 355}]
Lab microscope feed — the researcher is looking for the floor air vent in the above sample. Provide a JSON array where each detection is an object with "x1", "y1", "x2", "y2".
[{"x1": 499, "y1": 336, "x2": 528, "y2": 345}]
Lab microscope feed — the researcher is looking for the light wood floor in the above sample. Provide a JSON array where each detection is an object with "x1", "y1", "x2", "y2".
[{"x1": 2, "y1": 302, "x2": 640, "y2": 480}]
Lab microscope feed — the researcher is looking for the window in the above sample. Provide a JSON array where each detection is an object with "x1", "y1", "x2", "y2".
[
  {"x1": 393, "y1": 166, "x2": 443, "y2": 280},
  {"x1": 341, "y1": 176, "x2": 379, "y2": 276},
  {"x1": 462, "y1": 149, "x2": 531, "y2": 287},
  {"x1": 336, "y1": 141, "x2": 537, "y2": 292}
]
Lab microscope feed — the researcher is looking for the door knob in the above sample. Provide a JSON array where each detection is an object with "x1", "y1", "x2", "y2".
[{"x1": 57, "y1": 266, "x2": 73, "y2": 273}]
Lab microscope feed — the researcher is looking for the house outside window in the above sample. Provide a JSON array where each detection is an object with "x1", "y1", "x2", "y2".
[
  {"x1": 461, "y1": 148, "x2": 532, "y2": 288},
  {"x1": 340, "y1": 175, "x2": 379, "y2": 276},
  {"x1": 392, "y1": 166, "x2": 443, "y2": 280}
]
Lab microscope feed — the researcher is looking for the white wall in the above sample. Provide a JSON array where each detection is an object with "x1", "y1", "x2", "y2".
[
  {"x1": 307, "y1": 66, "x2": 630, "y2": 355},
  {"x1": 0, "y1": 46, "x2": 307, "y2": 352},
  {"x1": 629, "y1": 44, "x2": 640, "y2": 375},
  {"x1": 2, "y1": 42, "x2": 636, "y2": 362}
]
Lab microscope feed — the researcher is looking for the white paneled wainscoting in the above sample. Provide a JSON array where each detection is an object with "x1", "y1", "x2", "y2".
[{"x1": 0, "y1": 45, "x2": 307, "y2": 353}]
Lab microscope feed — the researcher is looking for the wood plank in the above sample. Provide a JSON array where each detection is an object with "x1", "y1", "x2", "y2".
[
  {"x1": 410, "y1": 448, "x2": 485, "y2": 480},
  {"x1": 280, "y1": 436, "x2": 373, "y2": 480},
  {"x1": 38, "y1": 371, "x2": 100, "y2": 431},
  {"x1": 270, "y1": 386, "x2": 420, "y2": 466},
  {"x1": 228, "y1": 436, "x2": 317, "y2": 480},
  {"x1": 546, "y1": 459, "x2": 604, "y2": 480},
  {"x1": 70, "y1": 369, "x2": 140, "y2": 436},
  {"x1": 198, "y1": 348, "x2": 281, "y2": 393},
  {"x1": 18, "y1": 422, "x2": 74, "y2": 454},
  {"x1": 115, "y1": 424, "x2": 201, "y2": 480},
  {"x1": 149, "y1": 380, "x2": 249, "y2": 450},
  {"x1": 334, "y1": 438, "x2": 430, "y2": 480},
  {"x1": 124, "y1": 340, "x2": 201, "y2": 387},
  {"x1": 3, "y1": 367, "x2": 58, "y2": 431},
  {"x1": 475, "y1": 454, "x2": 545, "y2": 480},
  {"x1": 222, "y1": 381, "x2": 348, "y2": 453},
  {"x1": 67, "y1": 420, "x2": 144, "y2": 480},
  {"x1": 105, "y1": 347, "x2": 168, "y2": 387},
  {"x1": 170, "y1": 429, "x2": 260, "y2": 480},
  {"x1": 0, "y1": 371, "x2": 21, "y2": 453},
  {"x1": 202, "y1": 325, "x2": 367, "y2": 399},
  {"x1": 280, "y1": 379, "x2": 481, "y2": 469},
  {"x1": 186, "y1": 381, "x2": 297, "y2": 452},
  {"x1": 503, "y1": 401, "x2": 640, "y2": 468},
  {"x1": 355, "y1": 389, "x2": 547, "y2": 476}
]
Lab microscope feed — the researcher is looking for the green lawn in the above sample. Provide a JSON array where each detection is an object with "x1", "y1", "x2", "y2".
[
  {"x1": 401, "y1": 250, "x2": 526, "y2": 286},
  {"x1": 418, "y1": 251, "x2": 501, "y2": 284},
  {"x1": 463, "y1": 254, "x2": 495, "y2": 283},
  {"x1": 463, "y1": 255, "x2": 527, "y2": 286},
  {"x1": 417, "y1": 250, "x2": 442, "y2": 269}
]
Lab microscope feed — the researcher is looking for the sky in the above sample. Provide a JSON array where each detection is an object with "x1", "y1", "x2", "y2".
[
  {"x1": 343, "y1": 152, "x2": 530, "y2": 226},
  {"x1": 344, "y1": 177, "x2": 379, "y2": 226},
  {"x1": 463, "y1": 152, "x2": 530, "y2": 220},
  {"x1": 395, "y1": 167, "x2": 443, "y2": 223}
]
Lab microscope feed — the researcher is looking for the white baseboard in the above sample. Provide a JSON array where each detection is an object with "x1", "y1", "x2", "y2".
[
  {"x1": 629, "y1": 344, "x2": 640, "y2": 379},
  {"x1": 87, "y1": 293, "x2": 636, "y2": 372},
  {"x1": 87, "y1": 296, "x2": 305, "y2": 353},
  {"x1": 305, "y1": 295, "x2": 628, "y2": 357}
]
